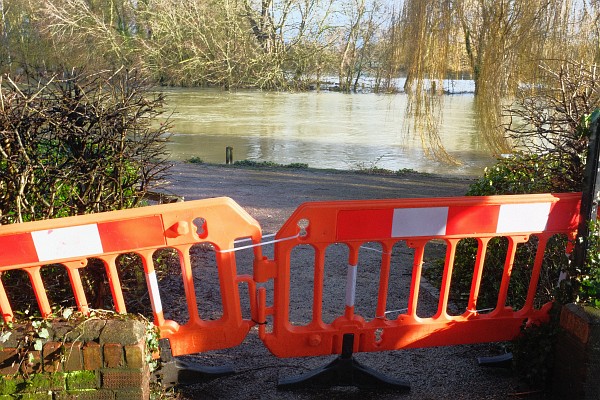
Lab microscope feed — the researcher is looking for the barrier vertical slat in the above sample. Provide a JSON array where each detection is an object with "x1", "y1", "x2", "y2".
[
  {"x1": 0, "y1": 276, "x2": 13, "y2": 322},
  {"x1": 257, "y1": 287, "x2": 268, "y2": 340},
  {"x1": 236, "y1": 275, "x2": 257, "y2": 321},
  {"x1": 407, "y1": 240, "x2": 427, "y2": 317},
  {"x1": 344, "y1": 246, "x2": 360, "y2": 320},
  {"x1": 436, "y1": 239, "x2": 458, "y2": 318},
  {"x1": 467, "y1": 238, "x2": 490, "y2": 313},
  {"x1": 64, "y1": 263, "x2": 90, "y2": 315},
  {"x1": 103, "y1": 255, "x2": 127, "y2": 314},
  {"x1": 375, "y1": 245, "x2": 392, "y2": 320},
  {"x1": 521, "y1": 235, "x2": 550, "y2": 314},
  {"x1": 140, "y1": 250, "x2": 165, "y2": 327},
  {"x1": 312, "y1": 246, "x2": 326, "y2": 325},
  {"x1": 179, "y1": 244, "x2": 201, "y2": 324},
  {"x1": 26, "y1": 267, "x2": 52, "y2": 318},
  {"x1": 216, "y1": 250, "x2": 242, "y2": 324},
  {"x1": 496, "y1": 237, "x2": 521, "y2": 310},
  {"x1": 344, "y1": 264, "x2": 358, "y2": 319}
]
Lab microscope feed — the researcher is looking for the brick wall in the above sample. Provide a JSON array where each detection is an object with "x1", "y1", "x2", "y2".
[
  {"x1": 552, "y1": 303, "x2": 600, "y2": 400},
  {"x1": 0, "y1": 319, "x2": 151, "y2": 399}
]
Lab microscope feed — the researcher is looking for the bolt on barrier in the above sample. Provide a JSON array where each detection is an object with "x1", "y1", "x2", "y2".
[{"x1": 0, "y1": 192, "x2": 582, "y2": 389}]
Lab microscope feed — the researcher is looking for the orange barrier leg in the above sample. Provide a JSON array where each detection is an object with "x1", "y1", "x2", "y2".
[
  {"x1": 520, "y1": 235, "x2": 550, "y2": 315},
  {"x1": 26, "y1": 267, "x2": 52, "y2": 318},
  {"x1": 0, "y1": 276, "x2": 13, "y2": 322},
  {"x1": 64, "y1": 262, "x2": 90, "y2": 316},
  {"x1": 407, "y1": 240, "x2": 427, "y2": 317},
  {"x1": 103, "y1": 255, "x2": 127, "y2": 313},
  {"x1": 467, "y1": 238, "x2": 490, "y2": 314},
  {"x1": 140, "y1": 250, "x2": 165, "y2": 327},
  {"x1": 375, "y1": 246, "x2": 392, "y2": 319}
]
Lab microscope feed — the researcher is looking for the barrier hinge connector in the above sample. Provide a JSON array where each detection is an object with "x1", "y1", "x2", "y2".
[{"x1": 254, "y1": 257, "x2": 277, "y2": 283}]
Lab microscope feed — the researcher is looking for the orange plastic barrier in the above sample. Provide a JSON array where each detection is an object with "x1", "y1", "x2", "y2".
[
  {"x1": 257, "y1": 193, "x2": 581, "y2": 358},
  {"x1": 0, "y1": 197, "x2": 263, "y2": 356},
  {"x1": 0, "y1": 193, "x2": 582, "y2": 366}
]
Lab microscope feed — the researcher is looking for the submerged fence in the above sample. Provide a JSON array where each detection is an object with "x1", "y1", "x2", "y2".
[{"x1": 0, "y1": 192, "x2": 581, "y2": 388}]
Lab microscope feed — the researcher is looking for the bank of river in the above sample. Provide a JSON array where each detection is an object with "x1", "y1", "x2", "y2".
[{"x1": 163, "y1": 162, "x2": 477, "y2": 232}]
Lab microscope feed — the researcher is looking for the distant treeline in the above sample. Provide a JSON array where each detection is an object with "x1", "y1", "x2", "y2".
[{"x1": 1, "y1": 0, "x2": 596, "y2": 93}]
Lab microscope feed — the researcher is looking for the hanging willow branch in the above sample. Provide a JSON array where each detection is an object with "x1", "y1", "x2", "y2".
[{"x1": 393, "y1": 0, "x2": 599, "y2": 161}]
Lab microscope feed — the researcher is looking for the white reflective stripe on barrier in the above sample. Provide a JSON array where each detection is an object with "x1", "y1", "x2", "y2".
[
  {"x1": 496, "y1": 203, "x2": 552, "y2": 233},
  {"x1": 31, "y1": 224, "x2": 103, "y2": 262},
  {"x1": 391, "y1": 203, "x2": 553, "y2": 238},
  {"x1": 146, "y1": 270, "x2": 163, "y2": 315},
  {"x1": 345, "y1": 264, "x2": 358, "y2": 308},
  {"x1": 392, "y1": 207, "x2": 449, "y2": 237}
]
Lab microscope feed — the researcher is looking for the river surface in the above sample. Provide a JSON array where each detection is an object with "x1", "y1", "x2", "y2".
[{"x1": 159, "y1": 87, "x2": 496, "y2": 176}]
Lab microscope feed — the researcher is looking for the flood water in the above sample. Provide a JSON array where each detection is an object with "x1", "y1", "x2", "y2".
[{"x1": 159, "y1": 87, "x2": 496, "y2": 176}]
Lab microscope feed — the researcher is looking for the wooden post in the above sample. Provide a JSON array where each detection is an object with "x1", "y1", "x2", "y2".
[
  {"x1": 226, "y1": 146, "x2": 233, "y2": 165},
  {"x1": 574, "y1": 114, "x2": 600, "y2": 271}
]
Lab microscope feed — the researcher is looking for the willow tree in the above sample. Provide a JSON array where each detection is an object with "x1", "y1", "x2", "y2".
[{"x1": 393, "y1": 0, "x2": 600, "y2": 159}]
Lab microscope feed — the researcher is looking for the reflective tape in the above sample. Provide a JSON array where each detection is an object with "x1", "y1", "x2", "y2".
[
  {"x1": 345, "y1": 264, "x2": 358, "y2": 307},
  {"x1": 31, "y1": 224, "x2": 103, "y2": 262},
  {"x1": 392, "y1": 207, "x2": 449, "y2": 237},
  {"x1": 496, "y1": 203, "x2": 552, "y2": 233},
  {"x1": 146, "y1": 271, "x2": 163, "y2": 315}
]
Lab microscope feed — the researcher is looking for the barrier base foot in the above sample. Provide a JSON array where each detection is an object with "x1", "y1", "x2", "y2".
[
  {"x1": 477, "y1": 352, "x2": 513, "y2": 368},
  {"x1": 157, "y1": 339, "x2": 234, "y2": 387},
  {"x1": 277, "y1": 334, "x2": 410, "y2": 392},
  {"x1": 160, "y1": 358, "x2": 235, "y2": 387}
]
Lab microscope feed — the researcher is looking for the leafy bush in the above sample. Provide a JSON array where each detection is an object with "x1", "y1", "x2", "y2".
[
  {"x1": 187, "y1": 156, "x2": 204, "y2": 164},
  {"x1": 0, "y1": 68, "x2": 172, "y2": 224},
  {"x1": 512, "y1": 303, "x2": 562, "y2": 390},
  {"x1": 575, "y1": 220, "x2": 600, "y2": 308},
  {"x1": 466, "y1": 152, "x2": 579, "y2": 197}
]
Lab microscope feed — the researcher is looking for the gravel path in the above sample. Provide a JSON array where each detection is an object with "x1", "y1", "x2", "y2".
[{"x1": 159, "y1": 163, "x2": 541, "y2": 399}]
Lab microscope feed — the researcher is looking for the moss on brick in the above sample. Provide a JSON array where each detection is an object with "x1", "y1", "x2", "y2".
[
  {"x1": 65, "y1": 371, "x2": 97, "y2": 391},
  {"x1": 0, "y1": 376, "x2": 30, "y2": 395},
  {"x1": 61, "y1": 389, "x2": 114, "y2": 400},
  {"x1": 24, "y1": 373, "x2": 65, "y2": 393},
  {"x1": 0, "y1": 375, "x2": 24, "y2": 394},
  {"x1": 14, "y1": 393, "x2": 53, "y2": 399}
]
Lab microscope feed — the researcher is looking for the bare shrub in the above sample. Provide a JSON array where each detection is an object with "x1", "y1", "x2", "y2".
[{"x1": 0, "y1": 67, "x2": 172, "y2": 224}]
